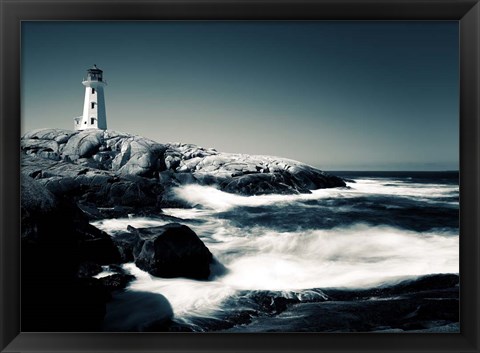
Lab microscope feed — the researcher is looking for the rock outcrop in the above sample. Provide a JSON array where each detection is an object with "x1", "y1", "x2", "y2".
[
  {"x1": 165, "y1": 143, "x2": 346, "y2": 195},
  {"x1": 23, "y1": 128, "x2": 167, "y2": 177},
  {"x1": 21, "y1": 128, "x2": 346, "y2": 203},
  {"x1": 21, "y1": 174, "x2": 121, "y2": 265},
  {"x1": 224, "y1": 274, "x2": 459, "y2": 333},
  {"x1": 117, "y1": 223, "x2": 214, "y2": 280},
  {"x1": 21, "y1": 174, "x2": 121, "y2": 331}
]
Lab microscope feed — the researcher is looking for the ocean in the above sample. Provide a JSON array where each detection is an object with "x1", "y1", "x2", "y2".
[{"x1": 93, "y1": 171, "x2": 459, "y2": 332}]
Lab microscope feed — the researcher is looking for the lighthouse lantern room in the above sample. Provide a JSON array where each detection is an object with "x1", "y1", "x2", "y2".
[{"x1": 74, "y1": 65, "x2": 107, "y2": 130}]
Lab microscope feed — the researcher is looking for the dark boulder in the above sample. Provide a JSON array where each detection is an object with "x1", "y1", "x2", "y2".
[
  {"x1": 76, "y1": 224, "x2": 121, "y2": 265},
  {"x1": 128, "y1": 223, "x2": 213, "y2": 280},
  {"x1": 288, "y1": 166, "x2": 346, "y2": 189},
  {"x1": 111, "y1": 231, "x2": 141, "y2": 263}
]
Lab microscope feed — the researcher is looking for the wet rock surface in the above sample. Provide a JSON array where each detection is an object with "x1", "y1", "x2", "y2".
[
  {"x1": 127, "y1": 223, "x2": 214, "y2": 280},
  {"x1": 222, "y1": 274, "x2": 459, "y2": 333},
  {"x1": 150, "y1": 274, "x2": 459, "y2": 333}
]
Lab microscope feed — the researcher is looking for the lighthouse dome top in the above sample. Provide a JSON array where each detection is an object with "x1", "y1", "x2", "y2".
[{"x1": 87, "y1": 64, "x2": 103, "y2": 73}]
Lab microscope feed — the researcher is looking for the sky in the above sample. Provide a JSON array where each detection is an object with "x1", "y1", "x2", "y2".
[{"x1": 21, "y1": 21, "x2": 459, "y2": 171}]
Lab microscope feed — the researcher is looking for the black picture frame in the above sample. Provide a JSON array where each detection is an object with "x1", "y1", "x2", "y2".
[{"x1": 1, "y1": 0, "x2": 479, "y2": 352}]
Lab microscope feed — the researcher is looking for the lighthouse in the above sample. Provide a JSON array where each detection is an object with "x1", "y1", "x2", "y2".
[{"x1": 74, "y1": 65, "x2": 107, "y2": 130}]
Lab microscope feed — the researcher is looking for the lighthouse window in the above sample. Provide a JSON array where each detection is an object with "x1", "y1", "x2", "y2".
[
  {"x1": 91, "y1": 118, "x2": 95, "y2": 125},
  {"x1": 92, "y1": 88, "x2": 96, "y2": 94},
  {"x1": 91, "y1": 102, "x2": 95, "y2": 109}
]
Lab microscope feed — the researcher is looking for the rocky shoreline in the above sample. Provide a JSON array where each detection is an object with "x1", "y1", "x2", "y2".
[
  {"x1": 22, "y1": 128, "x2": 345, "y2": 213},
  {"x1": 21, "y1": 173, "x2": 459, "y2": 332},
  {"x1": 20, "y1": 128, "x2": 458, "y2": 332}
]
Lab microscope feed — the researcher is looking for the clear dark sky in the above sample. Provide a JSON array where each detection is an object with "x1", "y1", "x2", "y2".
[{"x1": 22, "y1": 21, "x2": 459, "y2": 171}]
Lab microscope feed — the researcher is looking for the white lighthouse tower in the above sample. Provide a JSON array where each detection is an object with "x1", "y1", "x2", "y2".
[{"x1": 74, "y1": 65, "x2": 107, "y2": 130}]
